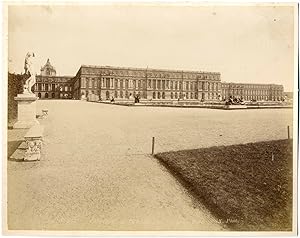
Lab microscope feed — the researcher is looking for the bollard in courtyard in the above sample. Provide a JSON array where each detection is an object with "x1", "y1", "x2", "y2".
[
  {"x1": 287, "y1": 126, "x2": 290, "y2": 139},
  {"x1": 152, "y1": 137, "x2": 155, "y2": 155}
]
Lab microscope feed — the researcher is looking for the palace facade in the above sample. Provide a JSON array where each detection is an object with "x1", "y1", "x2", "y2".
[
  {"x1": 34, "y1": 59, "x2": 73, "y2": 99},
  {"x1": 72, "y1": 65, "x2": 222, "y2": 101},
  {"x1": 221, "y1": 82, "x2": 284, "y2": 101},
  {"x1": 35, "y1": 59, "x2": 284, "y2": 101}
]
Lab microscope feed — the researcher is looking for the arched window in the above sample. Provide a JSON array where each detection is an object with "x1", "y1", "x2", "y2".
[
  {"x1": 45, "y1": 92, "x2": 48, "y2": 98},
  {"x1": 158, "y1": 92, "x2": 161, "y2": 99},
  {"x1": 162, "y1": 92, "x2": 165, "y2": 99},
  {"x1": 52, "y1": 92, "x2": 55, "y2": 99},
  {"x1": 106, "y1": 91, "x2": 110, "y2": 100},
  {"x1": 153, "y1": 92, "x2": 156, "y2": 99},
  {"x1": 171, "y1": 92, "x2": 173, "y2": 99},
  {"x1": 38, "y1": 92, "x2": 41, "y2": 98}
]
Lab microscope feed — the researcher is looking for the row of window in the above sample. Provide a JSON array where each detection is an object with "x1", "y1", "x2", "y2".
[
  {"x1": 37, "y1": 92, "x2": 71, "y2": 99},
  {"x1": 86, "y1": 90, "x2": 220, "y2": 100},
  {"x1": 223, "y1": 89, "x2": 283, "y2": 96},
  {"x1": 82, "y1": 77, "x2": 220, "y2": 91},
  {"x1": 35, "y1": 83, "x2": 72, "y2": 92}
]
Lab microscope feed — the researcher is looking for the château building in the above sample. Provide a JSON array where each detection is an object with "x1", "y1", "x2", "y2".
[
  {"x1": 34, "y1": 59, "x2": 73, "y2": 99},
  {"x1": 72, "y1": 65, "x2": 222, "y2": 101},
  {"x1": 221, "y1": 82, "x2": 284, "y2": 101},
  {"x1": 34, "y1": 59, "x2": 284, "y2": 101}
]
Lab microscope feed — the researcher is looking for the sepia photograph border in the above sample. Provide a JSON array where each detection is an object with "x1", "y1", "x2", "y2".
[{"x1": 1, "y1": 1, "x2": 298, "y2": 236}]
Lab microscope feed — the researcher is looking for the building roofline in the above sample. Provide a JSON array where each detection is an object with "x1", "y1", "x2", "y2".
[
  {"x1": 80, "y1": 64, "x2": 221, "y2": 75},
  {"x1": 222, "y1": 81, "x2": 283, "y2": 86},
  {"x1": 37, "y1": 75, "x2": 73, "y2": 78}
]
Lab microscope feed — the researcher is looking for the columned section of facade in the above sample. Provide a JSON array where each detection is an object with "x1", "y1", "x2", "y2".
[
  {"x1": 221, "y1": 82, "x2": 284, "y2": 101},
  {"x1": 34, "y1": 59, "x2": 74, "y2": 99},
  {"x1": 72, "y1": 65, "x2": 222, "y2": 101}
]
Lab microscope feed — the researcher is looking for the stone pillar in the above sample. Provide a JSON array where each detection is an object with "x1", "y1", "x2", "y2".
[{"x1": 13, "y1": 94, "x2": 39, "y2": 129}]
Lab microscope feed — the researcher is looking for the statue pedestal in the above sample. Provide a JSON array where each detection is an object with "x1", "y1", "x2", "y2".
[{"x1": 13, "y1": 94, "x2": 39, "y2": 129}]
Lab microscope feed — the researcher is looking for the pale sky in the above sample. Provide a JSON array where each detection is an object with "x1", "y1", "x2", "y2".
[{"x1": 8, "y1": 4, "x2": 296, "y2": 91}]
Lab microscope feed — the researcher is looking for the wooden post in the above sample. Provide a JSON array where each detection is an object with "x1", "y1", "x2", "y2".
[
  {"x1": 287, "y1": 126, "x2": 290, "y2": 139},
  {"x1": 152, "y1": 137, "x2": 155, "y2": 155}
]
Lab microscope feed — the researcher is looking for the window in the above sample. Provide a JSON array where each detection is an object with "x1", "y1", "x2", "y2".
[
  {"x1": 158, "y1": 92, "x2": 161, "y2": 99},
  {"x1": 106, "y1": 78, "x2": 110, "y2": 88},
  {"x1": 52, "y1": 84, "x2": 55, "y2": 91},
  {"x1": 115, "y1": 79, "x2": 118, "y2": 89},
  {"x1": 86, "y1": 78, "x2": 89, "y2": 88},
  {"x1": 125, "y1": 91, "x2": 128, "y2": 98},
  {"x1": 175, "y1": 92, "x2": 178, "y2": 99},
  {"x1": 114, "y1": 91, "x2": 118, "y2": 98},
  {"x1": 125, "y1": 80, "x2": 129, "y2": 89},
  {"x1": 45, "y1": 84, "x2": 49, "y2": 91},
  {"x1": 52, "y1": 92, "x2": 55, "y2": 98},
  {"x1": 120, "y1": 91, "x2": 123, "y2": 98},
  {"x1": 106, "y1": 91, "x2": 110, "y2": 100},
  {"x1": 171, "y1": 92, "x2": 173, "y2": 99},
  {"x1": 38, "y1": 83, "x2": 42, "y2": 91},
  {"x1": 120, "y1": 79, "x2": 123, "y2": 89},
  {"x1": 152, "y1": 80, "x2": 156, "y2": 89},
  {"x1": 138, "y1": 80, "x2": 141, "y2": 89},
  {"x1": 162, "y1": 92, "x2": 165, "y2": 99},
  {"x1": 45, "y1": 92, "x2": 48, "y2": 98},
  {"x1": 153, "y1": 92, "x2": 156, "y2": 99},
  {"x1": 92, "y1": 79, "x2": 95, "y2": 88},
  {"x1": 148, "y1": 80, "x2": 151, "y2": 88},
  {"x1": 133, "y1": 80, "x2": 136, "y2": 89}
]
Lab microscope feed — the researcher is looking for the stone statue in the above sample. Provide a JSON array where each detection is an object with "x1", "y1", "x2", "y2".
[{"x1": 23, "y1": 52, "x2": 36, "y2": 94}]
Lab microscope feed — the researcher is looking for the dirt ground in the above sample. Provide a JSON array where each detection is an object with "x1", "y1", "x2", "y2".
[{"x1": 6, "y1": 100, "x2": 293, "y2": 231}]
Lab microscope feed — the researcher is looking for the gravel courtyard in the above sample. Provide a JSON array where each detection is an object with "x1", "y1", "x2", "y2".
[{"x1": 7, "y1": 100, "x2": 293, "y2": 231}]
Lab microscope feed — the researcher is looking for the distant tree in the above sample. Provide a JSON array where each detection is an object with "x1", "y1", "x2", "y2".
[{"x1": 8, "y1": 73, "x2": 24, "y2": 123}]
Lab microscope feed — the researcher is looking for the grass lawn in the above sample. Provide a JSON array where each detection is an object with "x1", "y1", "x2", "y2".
[{"x1": 155, "y1": 139, "x2": 293, "y2": 231}]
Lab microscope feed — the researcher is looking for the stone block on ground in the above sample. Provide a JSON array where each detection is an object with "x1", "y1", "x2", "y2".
[{"x1": 24, "y1": 125, "x2": 44, "y2": 161}]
